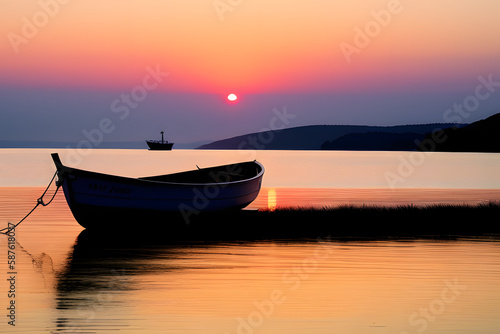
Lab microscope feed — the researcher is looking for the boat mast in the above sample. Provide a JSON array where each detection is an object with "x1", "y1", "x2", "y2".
[{"x1": 161, "y1": 131, "x2": 164, "y2": 144}]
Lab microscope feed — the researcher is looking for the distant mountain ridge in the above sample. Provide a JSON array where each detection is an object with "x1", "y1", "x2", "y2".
[
  {"x1": 321, "y1": 132, "x2": 427, "y2": 151},
  {"x1": 6, "y1": 114, "x2": 496, "y2": 151},
  {"x1": 418, "y1": 113, "x2": 500, "y2": 153},
  {"x1": 197, "y1": 123, "x2": 464, "y2": 150}
]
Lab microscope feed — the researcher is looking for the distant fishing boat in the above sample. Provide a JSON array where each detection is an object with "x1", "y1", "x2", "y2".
[
  {"x1": 51, "y1": 153, "x2": 264, "y2": 229},
  {"x1": 146, "y1": 131, "x2": 174, "y2": 150}
]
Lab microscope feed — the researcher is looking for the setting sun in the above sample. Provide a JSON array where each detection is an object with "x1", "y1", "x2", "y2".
[{"x1": 227, "y1": 93, "x2": 238, "y2": 102}]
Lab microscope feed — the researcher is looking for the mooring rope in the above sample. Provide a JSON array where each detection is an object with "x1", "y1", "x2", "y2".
[{"x1": 0, "y1": 171, "x2": 61, "y2": 235}]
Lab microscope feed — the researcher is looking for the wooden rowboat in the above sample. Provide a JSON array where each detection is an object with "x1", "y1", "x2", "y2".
[{"x1": 51, "y1": 153, "x2": 264, "y2": 229}]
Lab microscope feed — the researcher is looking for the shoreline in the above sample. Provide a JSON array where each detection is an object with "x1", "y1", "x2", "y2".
[
  {"x1": 1, "y1": 186, "x2": 498, "y2": 240},
  {"x1": 252, "y1": 202, "x2": 500, "y2": 237},
  {"x1": 80, "y1": 202, "x2": 500, "y2": 241}
]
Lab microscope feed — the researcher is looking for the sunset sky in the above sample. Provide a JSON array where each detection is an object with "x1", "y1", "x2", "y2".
[{"x1": 1, "y1": 0, "x2": 500, "y2": 144}]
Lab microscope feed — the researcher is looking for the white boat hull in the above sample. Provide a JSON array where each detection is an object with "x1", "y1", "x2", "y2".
[{"x1": 51, "y1": 154, "x2": 264, "y2": 229}]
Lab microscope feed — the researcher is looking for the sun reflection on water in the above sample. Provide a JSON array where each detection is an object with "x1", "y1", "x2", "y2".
[{"x1": 267, "y1": 188, "x2": 277, "y2": 211}]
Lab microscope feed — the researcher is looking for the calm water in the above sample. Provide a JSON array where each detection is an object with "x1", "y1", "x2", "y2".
[
  {"x1": 1, "y1": 149, "x2": 500, "y2": 333},
  {"x1": 1, "y1": 148, "x2": 500, "y2": 206}
]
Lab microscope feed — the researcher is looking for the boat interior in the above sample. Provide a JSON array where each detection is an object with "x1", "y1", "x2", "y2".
[{"x1": 138, "y1": 161, "x2": 262, "y2": 184}]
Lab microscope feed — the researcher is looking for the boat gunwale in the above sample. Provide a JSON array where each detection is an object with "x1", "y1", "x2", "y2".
[{"x1": 56, "y1": 160, "x2": 265, "y2": 187}]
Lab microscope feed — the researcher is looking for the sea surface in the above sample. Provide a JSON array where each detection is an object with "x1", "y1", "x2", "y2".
[{"x1": 1, "y1": 148, "x2": 500, "y2": 333}]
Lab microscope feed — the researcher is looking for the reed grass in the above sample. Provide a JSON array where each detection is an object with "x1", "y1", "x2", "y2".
[
  {"x1": 84, "y1": 202, "x2": 500, "y2": 241},
  {"x1": 180, "y1": 201, "x2": 500, "y2": 240}
]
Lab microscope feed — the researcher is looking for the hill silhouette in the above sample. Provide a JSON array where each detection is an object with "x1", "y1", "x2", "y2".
[
  {"x1": 321, "y1": 132, "x2": 427, "y2": 151},
  {"x1": 418, "y1": 113, "x2": 500, "y2": 153},
  {"x1": 197, "y1": 123, "x2": 462, "y2": 150}
]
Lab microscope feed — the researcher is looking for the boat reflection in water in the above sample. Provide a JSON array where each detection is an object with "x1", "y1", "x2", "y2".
[
  {"x1": 53, "y1": 231, "x2": 152, "y2": 333},
  {"x1": 51, "y1": 229, "x2": 500, "y2": 334}
]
